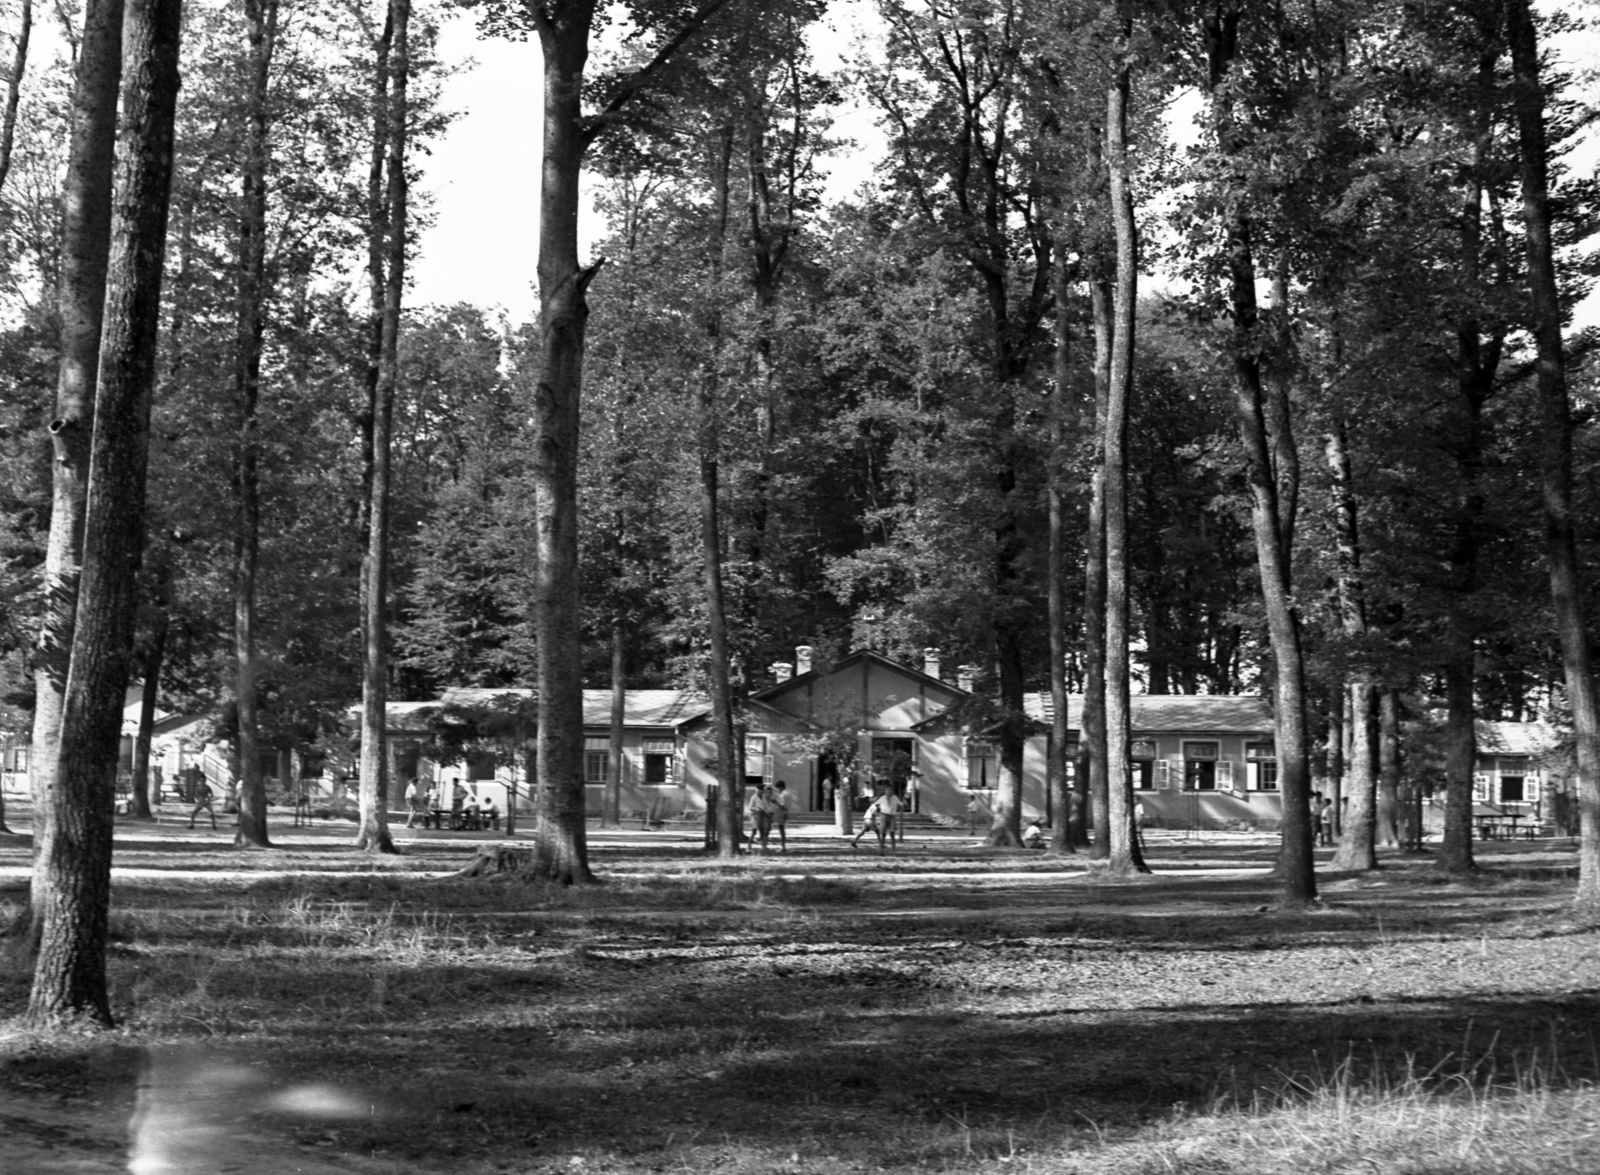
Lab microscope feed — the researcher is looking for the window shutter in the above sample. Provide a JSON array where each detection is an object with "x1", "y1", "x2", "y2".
[
  {"x1": 1217, "y1": 760, "x2": 1235, "y2": 793},
  {"x1": 1473, "y1": 773, "x2": 1490, "y2": 801},
  {"x1": 1247, "y1": 762, "x2": 1259, "y2": 791},
  {"x1": 1526, "y1": 773, "x2": 1541, "y2": 803},
  {"x1": 764, "y1": 754, "x2": 774, "y2": 782},
  {"x1": 1156, "y1": 760, "x2": 1171, "y2": 790}
]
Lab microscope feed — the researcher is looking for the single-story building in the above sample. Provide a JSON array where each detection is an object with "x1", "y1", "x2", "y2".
[{"x1": 678, "y1": 648, "x2": 1278, "y2": 829}]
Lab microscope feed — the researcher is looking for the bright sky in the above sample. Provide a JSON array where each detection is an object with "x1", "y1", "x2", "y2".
[
  {"x1": 409, "y1": 5, "x2": 1600, "y2": 330},
  {"x1": 408, "y1": 6, "x2": 881, "y2": 326}
]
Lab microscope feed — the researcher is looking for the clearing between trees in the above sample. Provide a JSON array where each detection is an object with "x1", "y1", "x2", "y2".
[{"x1": 1, "y1": 820, "x2": 1597, "y2": 1175}]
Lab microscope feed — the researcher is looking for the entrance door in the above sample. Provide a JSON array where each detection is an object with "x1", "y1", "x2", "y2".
[{"x1": 872, "y1": 738, "x2": 917, "y2": 811}]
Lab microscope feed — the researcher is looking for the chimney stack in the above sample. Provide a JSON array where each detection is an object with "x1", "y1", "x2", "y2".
[
  {"x1": 771, "y1": 662, "x2": 793, "y2": 683},
  {"x1": 924, "y1": 647, "x2": 942, "y2": 680},
  {"x1": 958, "y1": 664, "x2": 979, "y2": 692},
  {"x1": 796, "y1": 645, "x2": 814, "y2": 675}
]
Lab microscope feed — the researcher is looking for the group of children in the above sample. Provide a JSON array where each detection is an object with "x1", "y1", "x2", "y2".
[{"x1": 744, "y1": 780, "x2": 794, "y2": 851}]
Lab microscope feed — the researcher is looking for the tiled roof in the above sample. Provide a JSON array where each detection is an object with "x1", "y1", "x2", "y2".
[
  {"x1": 1476, "y1": 720, "x2": 1560, "y2": 756},
  {"x1": 386, "y1": 689, "x2": 707, "y2": 730},
  {"x1": 1026, "y1": 693, "x2": 1274, "y2": 733}
]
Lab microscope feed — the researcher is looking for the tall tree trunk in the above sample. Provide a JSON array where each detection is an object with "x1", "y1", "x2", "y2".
[
  {"x1": 356, "y1": 0, "x2": 408, "y2": 856},
  {"x1": 526, "y1": 1, "x2": 599, "y2": 885},
  {"x1": 1506, "y1": 0, "x2": 1600, "y2": 911},
  {"x1": 1438, "y1": 36, "x2": 1503, "y2": 875},
  {"x1": 0, "y1": 0, "x2": 30, "y2": 195},
  {"x1": 129, "y1": 617, "x2": 166, "y2": 820},
  {"x1": 17, "y1": 0, "x2": 123, "y2": 951},
  {"x1": 1205, "y1": 8, "x2": 1315, "y2": 906},
  {"x1": 232, "y1": 0, "x2": 277, "y2": 851},
  {"x1": 602, "y1": 619, "x2": 624, "y2": 829},
  {"x1": 1101, "y1": 42, "x2": 1145, "y2": 875},
  {"x1": 1048, "y1": 243, "x2": 1079, "y2": 854},
  {"x1": 1082, "y1": 279, "x2": 1111, "y2": 860},
  {"x1": 1326, "y1": 383, "x2": 1377, "y2": 870},
  {"x1": 702, "y1": 124, "x2": 741, "y2": 860},
  {"x1": 1376, "y1": 687, "x2": 1401, "y2": 847},
  {"x1": 26, "y1": 0, "x2": 179, "y2": 1024}
]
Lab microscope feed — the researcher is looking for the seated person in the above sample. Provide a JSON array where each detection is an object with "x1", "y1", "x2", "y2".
[
  {"x1": 483, "y1": 798, "x2": 500, "y2": 830},
  {"x1": 1021, "y1": 820, "x2": 1046, "y2": 849},
  {"x1": 465, "y1": 800, "x2": 482, "y2": 830}
]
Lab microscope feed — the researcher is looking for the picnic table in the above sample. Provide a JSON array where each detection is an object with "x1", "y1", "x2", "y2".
[{"x1": 1472, "y1": 805, "x2": 1530, "y2": 840}]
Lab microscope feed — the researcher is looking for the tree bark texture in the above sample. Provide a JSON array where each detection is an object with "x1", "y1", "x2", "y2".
[
  {"x1": 0, "y1": 0, "x2": 30, "y2": 196},
  {"x1": 1082, "y1": 279, "x2": 1111, "y2": 860},
  {"x1": 22, "y1": 0, "x2": 123, "y2": 949},
  {"x1": 529, "y1": 1, "x2": 598, "y2": 884},
  {"x1": 1506, "y1": 0, "x2": 1600, "y2": 910},
  {"x1": 603, "y1": 620, "x2": 624, "y2": 829},
  {"x1": 1326, "y1": 392, "x2": 1376, "y2": 871},
  {"x1": 231, "y1": 0, "x2": 277, "y2": 850},
  {"x1": 1205, "y1": 7, "x2": 1315, "y2": 906},
  {"x1": 1101, "y1": 49, "x2": 1145, "y2": 875},
  {"x1": 701, "y1": 122, "x2": 741, "y2": 859},
  {"x1": 27, "y1": 0, "x2": 179, "y2": 1024},
  {"x1": 1376, "y1": 689, "x2": 1402, "y2": 847},
  {"x1": 130, "y1": 618, "x2": 166, "y2": 819},
  {"x1": 356, "y1": 0, "x2": 409, "y2": 857},
  {"x1": 1047, "y1": 242, "x2": 1078, "y2": 854}
]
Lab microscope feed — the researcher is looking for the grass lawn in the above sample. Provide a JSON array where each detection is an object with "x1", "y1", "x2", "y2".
[{"x1": 1, "y1": 812, "x2": 1597, "y2": 1174}]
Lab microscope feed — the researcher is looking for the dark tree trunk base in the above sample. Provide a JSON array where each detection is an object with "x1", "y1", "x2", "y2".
[{"x1": 452, "y1": 844, "x2": 598, "y2": 885}]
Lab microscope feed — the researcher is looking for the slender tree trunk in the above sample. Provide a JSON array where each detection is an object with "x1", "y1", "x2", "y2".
[
  {"x1": 527, "y1": 3, "x2": 599, "y2": 885},
  {"x1": 602, "y1": 620, "x2": 624, "y2": 829},
  {"x1": 1083, "y1": 280, "x2": 1110, "y2": 860},
  {"x1": 1507, "y1": 0, "x2": 1600, "y2": 911},
  {"x1": 1326, "y1": 387, "x2": 1377, "y2": 870},
  {"x1": 702, "y1": 124, "x2": 741, "y2": 860},
  {"x1": 356, "y1": 0, "x2": 408, "y2": 856},
  {"x1": 26, "y1": 0, "x2": 179, "y2": 1024},
  {"x1": 1437, "y1": 39, "x2": 1502, "y2": 875},
  {"x1": 1376, "y1": 688, "x2": 1401, "y2": 847},
  {"x1": 1048, "y1": 243, "x2": 1079, "y2": 854},
  {"x1": 1102, "y1": 44, "x2": 1145, "y2": 875},
  {"x1": 231, "y1": 0, "x2": 277, "y2": 851},
  {"x1": 129, "y1": 618, "x2": 166, "y2": 819},
  {"x1": 16, "y1": 0, "x2": 122, "y2": 950},
  {"x1": 0, "y1": 0, "x2": 30, "y2": 196},
  {"x1": 1205, "y1": 9, "x2": 1314, "y2": 905}
]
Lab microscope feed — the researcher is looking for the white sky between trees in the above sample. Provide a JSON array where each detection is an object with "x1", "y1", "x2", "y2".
[{"x1": 411, "y1": 1, "x2": 1600, "y2": 334}]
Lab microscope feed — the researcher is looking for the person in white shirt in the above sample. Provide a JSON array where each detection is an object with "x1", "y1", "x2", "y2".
[
  {"x1": 746, "y1": 784, "x2": 774, "y2": 851},
  {"x1": 851, "y1": 786, "x2": 903, "y2": 855}
]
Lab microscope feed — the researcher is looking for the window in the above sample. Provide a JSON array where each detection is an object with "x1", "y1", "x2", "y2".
[
  {"x1": 1184, "y1": 741, "x2": 1219, "y2": 791},
  {"x1": 643, "y1": 737, "x2": 674, "y2": 785},
  {"x1": 1246, "y1": 742, "x2": 1278, "y2": 791},
  {"x1": 468, "y1": 750, "x2": 498, "y2": 782},
  {"x1": 744, "y1": 735, "x2": 772, "y2": 785},
  {"x1": 1500, "y1": 775, "x2": 1525, "y2": 802},
  {"x1": 583, "y1": 737, "x2": 610, "y2": 784},
  {"x1": 966, "y1": 739, "x2": 998, "y2": 790},
  {"x1": 1131, "y1": 740, "x2": 1156, "y2": 791}
]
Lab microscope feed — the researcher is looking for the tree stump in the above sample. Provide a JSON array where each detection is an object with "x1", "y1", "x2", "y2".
[{"x1": 451, "y1": 845, "x2": 536, "y2": 878}]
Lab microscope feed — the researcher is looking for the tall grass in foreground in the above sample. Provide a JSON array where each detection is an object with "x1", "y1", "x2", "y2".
[{"x1": 1025, "y1": 1059, "x2": 1600, "y2": 1175}]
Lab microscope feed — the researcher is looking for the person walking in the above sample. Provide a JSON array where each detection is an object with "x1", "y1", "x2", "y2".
[
  {"x1": 746, "y1": 783, "x2": 774, "y2": 852},
  {"x1": 770, "y1": 781, "x2": 792, "y2": 852}
]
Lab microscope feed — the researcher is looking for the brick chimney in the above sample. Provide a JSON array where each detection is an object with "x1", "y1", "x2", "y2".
[
  {"x1": 958, "y1": 664, "x2": 979, "y2": 692},
  {"x1": 923, "y1": 647, "x2": 942, "y2": 680},
  {"x1": 796, "y1": 645, "x2": 814, "y2": 675},
  {"x1": 771, "y1": 662, "x2": 793, "y2": 683}
]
